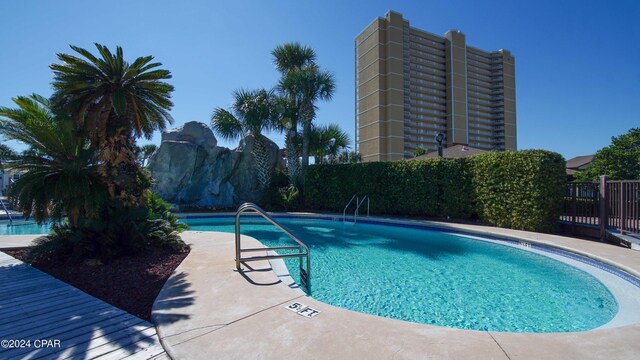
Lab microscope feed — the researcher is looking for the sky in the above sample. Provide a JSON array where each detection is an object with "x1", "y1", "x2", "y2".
[{"x1": 1, "y1": 0, "x2": 638, "y2": 160}]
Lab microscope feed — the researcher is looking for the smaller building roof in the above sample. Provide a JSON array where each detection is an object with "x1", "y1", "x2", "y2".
[
  {"x1": 412, "y1": 144, "x2": 488, "y2": 160},
  {"x1": 566, "y1": 155, "x2": 594, "y2": 170}
]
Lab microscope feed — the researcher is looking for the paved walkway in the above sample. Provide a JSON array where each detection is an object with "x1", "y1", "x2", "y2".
[
  {"x1": 0, "y1": 252, "x2": 168, "y2": 360},
  {"x1": 154, "y1": 228, "x2": 640, "y2": 360}
]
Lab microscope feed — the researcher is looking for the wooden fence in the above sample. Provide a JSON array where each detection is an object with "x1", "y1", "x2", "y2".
[{"x1": 562, "y1": 177, "x2": 639, "y2": 239}]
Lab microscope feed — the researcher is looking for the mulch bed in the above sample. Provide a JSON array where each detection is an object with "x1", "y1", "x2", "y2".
[{"x1": 2, "y1": 247, "x2": 190, "y2": 322}]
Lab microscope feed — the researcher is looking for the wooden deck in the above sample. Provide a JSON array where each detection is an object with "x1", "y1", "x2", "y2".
[{"x1": 0, "y1": 252, "x2": 168, "y2": 359}]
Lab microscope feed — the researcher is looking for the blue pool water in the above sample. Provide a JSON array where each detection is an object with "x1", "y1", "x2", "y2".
[
  {"x1": 0, "y1": 220, "x2": 51, "y2": 235},
  {"x1": 187, "y1": 217, "x2": 618, "y2": 333},
  {"x1": 1, "y1": 216, "x2": 619, "y2": 332}
]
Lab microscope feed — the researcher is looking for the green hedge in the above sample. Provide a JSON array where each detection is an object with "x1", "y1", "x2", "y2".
[
  {"x1": 305, "y1": 158, "x2": 472, "y2": 217},
  {"x1": 471, "y1": 150, "x2": 565, "y2": 232},
  {"x1": 304, "y1": 150, "x2": 565, "y2": 233}
]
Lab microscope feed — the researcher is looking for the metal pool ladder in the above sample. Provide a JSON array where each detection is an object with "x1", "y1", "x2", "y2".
[
  {"x1": 342, "y1": 194, "x2": 370, "y2": 224},
  {"x1": 354, "y1": 195, "x2": 370, "y2": 224},
  {"x1": 342, "y1": 194, "x2": 357, "y2": 223},
  {"x1": 235, "y1": 203, "x2": 311, "y2": 294},
  {"x1": 0, "y1": 198, "x2": 12, "y2": 224}
]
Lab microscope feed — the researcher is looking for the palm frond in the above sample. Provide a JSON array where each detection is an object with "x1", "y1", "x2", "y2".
[
  {"x1": 272, "y1": 42, "x2": 316, "y2": 74},
  {"x1": 211, "y1": 108, "x2": 243, "y2": 141},
  {"x1": 0, "y1": 95, "x2": 107, "y2": 224},
  {"x1": 50, "y1": 43, "x2": 175, "y2": 143}
]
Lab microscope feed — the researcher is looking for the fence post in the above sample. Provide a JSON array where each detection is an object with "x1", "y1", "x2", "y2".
[
  {"x1": 599, "y1": 175, "x2": 608, "y2": 241},
  {"x1": 571, "y1": 184, "x2": 577, "y2": 233},
  {"x1": 620, "y1": 182, "x2": 626, "y2": 234}
]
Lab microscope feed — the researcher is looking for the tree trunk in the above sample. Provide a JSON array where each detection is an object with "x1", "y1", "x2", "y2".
[
  {"x1": 252, "y1": 135, "x2": 271, "y2": 190},
  {"x1": 98, "y1": 118, "x2": 146, "y2": 208},
  {"x1": 286, "y1": 129, "x2": 300, "y2": 187},
  {"x1": 301, "y1": 120, "x2": 311, "y2": 178},
  {"x1": 85, "y1": 95, "x2": 113, "y2": 148},
  {"x1": 68, "y1": 207, "x2": 80, "y2": 228}
]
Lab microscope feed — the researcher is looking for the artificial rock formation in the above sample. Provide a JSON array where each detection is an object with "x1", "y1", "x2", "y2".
[{"x1": 147, "y1": 121, "x2": 279, "y2": 208}]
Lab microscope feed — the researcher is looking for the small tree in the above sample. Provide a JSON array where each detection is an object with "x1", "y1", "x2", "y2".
[
  {"x1": 576, "y1": 128, "x2": 640, "y2": 181},
  {"x1": 413, "y1": 147, "x2": 428, "y2": 157},
  {"x1": 309, "y1": 124, "x2": 350, "y2": 164}
]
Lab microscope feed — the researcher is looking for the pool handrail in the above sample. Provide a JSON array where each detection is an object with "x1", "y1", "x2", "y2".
[
  {"x1": 0, "y1": 198, "x2": 12, "y2": 224},
  {"x1": 354, "y1": 195, "x2": 370, "y2": 224},
  {"x1": 235, "y1": 202, "x2": 311, "y2": 294},
  {"x1": 343, "y1": 194, "x2": 357, "y2": 223}
]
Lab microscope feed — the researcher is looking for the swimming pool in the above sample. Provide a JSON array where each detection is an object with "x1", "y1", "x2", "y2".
[
  {"x1": 0, "y1": 219, "x2": 51, "y2": 235},
  {"x1": 186, "y1": 216, "x2": 624, "y2": 333},
  {"x1": 2, "y1": 215, "x2": 636, "y2": 333}
]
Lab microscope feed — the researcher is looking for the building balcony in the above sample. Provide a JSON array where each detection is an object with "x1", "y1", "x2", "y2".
[{"x1": 469, "y1": 122, "x2": 494, "y2": 131}]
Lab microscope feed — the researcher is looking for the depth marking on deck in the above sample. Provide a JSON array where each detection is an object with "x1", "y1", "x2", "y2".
[{"x1": 285, "y1": 302, "x2": 321, "y2": 318}]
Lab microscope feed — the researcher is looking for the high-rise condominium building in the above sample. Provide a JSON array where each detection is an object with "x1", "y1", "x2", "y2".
[{"x1": 355, "y1": 10, "x2": 516, "y2": 162}]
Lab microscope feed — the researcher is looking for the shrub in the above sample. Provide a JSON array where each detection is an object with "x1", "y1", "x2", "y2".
[
  {"x1": 305, "y1": 159, "x2": 448, "y2": 217},
  {"x1": 29, "y1": 192, "x2": 188, "y2": 263},
  {"x1": 304, "y1": 150, "x2": 565, "y2": 233},
  {"x1": 278, "y1": 185, "x2": 301, "y2": 211},
  {"x1": 470, "y1": 150, "x2": 565, "y2": 232},
  {"x1": 261, "y1": 168, "x2": 290, "y2": 211},
  {"x1": 438, "y1": 159, "x2": 475, "y2": 219}
]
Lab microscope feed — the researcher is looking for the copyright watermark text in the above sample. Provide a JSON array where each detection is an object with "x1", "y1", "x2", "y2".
[{"x1": 1, "y1": 339, "x2": 61, "y2": 349}]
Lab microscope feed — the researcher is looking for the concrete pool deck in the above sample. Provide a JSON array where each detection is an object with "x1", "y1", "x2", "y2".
[
  {"x1": 152, "y1": 220, "x2": 640, "y2": 360},
  {"x1": 2, "y1": 218, "x2": 640, "y2": 359}
]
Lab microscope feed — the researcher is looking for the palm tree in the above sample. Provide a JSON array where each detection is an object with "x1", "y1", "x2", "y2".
[
  {"x1": 272, "y1": 43, "x2": 318, "y2": 185},
  {"x1": 0, "y1": 95, "x2": 106, "y2": 227},
  {"x1": 133, "y1": 143, "x2": 158, "y2": 166},
  {"x1": 212, "y1": 89, "x2": 278, "y2": 189},
  {"x1": 49, "y1": 43, "x2": 174, "y2": 207},
  {"x1": 280, "y1": 64, "x2": 335, "y2": 173},
  {"x1": 309, "y1": 124, "x2": 351, "y2": 164},
  {"x1": 0, "y1": 143, "x2": 16, "y2": 161},
  {"x1": 272, "y1": 43, "x2": 316, "y2": 74},
  {"x1": 338, "y1": 150, "x2": 361, "y2": 164}
]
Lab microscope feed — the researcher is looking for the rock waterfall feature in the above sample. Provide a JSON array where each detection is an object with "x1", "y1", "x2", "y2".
[{"x1": 147, "y1": 121, "x2": 279, "y2": 208}]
